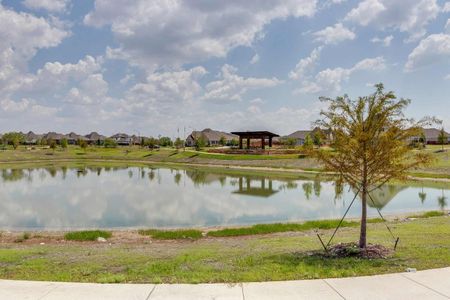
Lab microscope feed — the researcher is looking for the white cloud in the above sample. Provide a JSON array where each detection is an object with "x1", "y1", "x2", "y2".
[
  {"x1": 202, "y1": 65, "x2": 281, "y2": 103},
  {"x1": 0, "y1": 4, "x2": 69, "y2": 93},
  {"x1": 85, "y1": 0, "x2": 317, "y2": 69},
  {"x1": 123, "y1": 67, "x2": 207, "y2": 116},
  {"x1": 345, "y1": 0, "x2": 440, "y2": 42},
  {"x1": 22, "y1": 0, "x2": 70, "y2": 13},
  {"x1": 289, "y1": 47, "x2": 322, "y2": 80},
  {"x1": 443, "y1": 2, "x2": 450, "y2": 12},
  {"x1": 313, "y1": 23, "x2": 355, "y2": 44},
  {"x1": 446, "y1": 19, "x2": 450, "y2": 33},
  {"x1": 250, "y1": 53, "x2": 260, "y2": 64},
  {"x1": 444, "y1": 74, "x2": 450, "y2": 80},
  {"x1": 65, "y1": 74, "x2": 109, "y2": 105},
  {"x1": 371, "y1": 35, "x2": 394, "y2": 47},
  {"x1": 296, "y1": 57, "x2": 386, "y2": 94},
  {"x1": 405, "y1": 34, "x2": 450, "y2": 71}
]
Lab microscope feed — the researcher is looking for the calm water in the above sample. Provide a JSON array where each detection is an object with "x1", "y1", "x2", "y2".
[{"x1": 0, "y1": 166, "x2": 448, "y2": 230}]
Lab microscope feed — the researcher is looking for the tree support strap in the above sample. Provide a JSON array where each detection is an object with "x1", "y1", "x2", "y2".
[
  {"x1": 367, "y1": 191, "x2": 400, "y2": 250},
  {"x1": 317, "y1": 186, "x2": 361, "y2": 251}
]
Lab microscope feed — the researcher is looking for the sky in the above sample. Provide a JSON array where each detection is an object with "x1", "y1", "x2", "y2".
[{"x1": 0, "y1": 0, "x2": 449, "y2": 138}]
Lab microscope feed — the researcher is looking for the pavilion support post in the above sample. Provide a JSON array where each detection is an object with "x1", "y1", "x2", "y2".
[
  {"x1": 261, "y1": 137, "x2": 265, "y2": 149},
  {"x1": 269, "y1": 137, "x2": 272, "y2": 147},
  {"x1": 247, "y1": 138, "x2": 250, "y2": 149},
  {"x1": 239, "y1": 137, "x2": 243, "y2": 149}
]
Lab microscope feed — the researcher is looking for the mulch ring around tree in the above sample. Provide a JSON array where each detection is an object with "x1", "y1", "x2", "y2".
[{"x1": 322, "y1": 242, "x2": 393, "y2": 259}]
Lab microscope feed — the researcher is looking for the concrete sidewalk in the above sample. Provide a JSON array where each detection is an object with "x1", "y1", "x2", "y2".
[{"x1": 0, "y1": 267, "x2": 449, "y2": 300}]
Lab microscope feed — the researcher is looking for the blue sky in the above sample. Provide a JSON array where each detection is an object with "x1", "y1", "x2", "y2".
[{"x1": 0, "y1": 0, "x2": 449, "y2": 138}]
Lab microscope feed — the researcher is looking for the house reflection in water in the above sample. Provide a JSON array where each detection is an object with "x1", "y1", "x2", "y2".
[{"x1": 233, "y1": 177, "x2": 279, "y2": 198}]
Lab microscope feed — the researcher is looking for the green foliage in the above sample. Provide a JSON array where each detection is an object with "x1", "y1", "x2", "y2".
[
  {"x1": 174, "y1": 137, "x2": 184, "y2": 149},
  {"x1": 219, "y1": 136, "x2": 226, "y2": 146},
  {"x1": 60, "y1": 138, "x2": 68, "y2": 150},
  {"x1": 229, "y1": 139, "x2": 239, "y2": 147},
  {"x1": 437, "y1": 128, "x2": 447, "y2": 150},
  {"x1": 138, "y1": 229, "x2": 202, "y2": 240},
  {"x1": 77, "y1": 139, "x2": 88, "y2": 150},
  {"x1": 159, "y1": 136, "x2": 173, "y2": 147},
  {"x1": 144, "y1": 137, "x2": 159, "y2": 149},
  {"x1": 49, "y1": 140, "x2": 57, "y2": 151},
  {"x1": 103, "y1": 138, "x2": 117, "y2": 148},
  {"x1": 313, "y1": 131, "x2": 323, "y2": 147},
  {"x1": 282, "y1": 137, "x2": 297, "y2": 148},
  {"x1": 194, "y1": 135, "x2": 207, "y2": 150},
  {"x1": 64, "y1": 230, "x2": 112, "y2": 241},
  {"x1": 2, "y1": 132, "x2": 24, "y2": 149},
  {"x1": 302, "y1": 134, "x2": 313, "y2": 150}
]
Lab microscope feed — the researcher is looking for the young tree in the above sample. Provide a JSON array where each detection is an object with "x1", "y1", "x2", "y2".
[
  {"x1": 2, "y1": 132, "x2": 24, "y2": 150},
  {"x1": 159, "y1": 136, "x2": 173, "y2": 147},
  {"x1": 313, "y1": 83, "x2": 435, "y2": 249},
  {"x1": 104, "y1": 138, "x2": 117, "y2": 148},
  {"x1": 302, "y1": 134, "x2": 313, "y2": 151},
  {"x1": 313, "y1": 131, "x2": 323, "y2": 148},
  {"x1": 219, "y1": 136, "x2": 226, "y2": 146},
  {"x1": 194, "y1": 135, "x2": 207, "y2": 151},
  {"x1": 145, "y1": 137, "x2": 158, "y2": 150},
  {"x1": 78, "y1": 139, "x2": 88, "y2": 152},
  {"x1": 60, "y1": 138, "x2": 68, "y2": 150},
  {"x1": 282, "y1": 137, "x2": 297, "y2": 148},
  {"x1": 174, "y1": 137, "x2": 184, "y2": 149},
  {"x1": 49, "y1": 139, "x2": 57, "y2": 152},
  {"x1": 437, "y1": 128, "x2": 447, "y2": 151}
]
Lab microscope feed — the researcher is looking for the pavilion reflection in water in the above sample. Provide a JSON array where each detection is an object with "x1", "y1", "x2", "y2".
[{"x1": 233, "y1": 177, "x2": 279, "y2": 198}]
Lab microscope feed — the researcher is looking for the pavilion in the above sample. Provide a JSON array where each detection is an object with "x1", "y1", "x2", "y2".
[{"x1": 231, "y1": 131, "x2": 279, "y2": 149}]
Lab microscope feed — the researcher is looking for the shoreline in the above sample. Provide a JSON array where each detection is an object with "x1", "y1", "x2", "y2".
[{"x1": 0, "y1": 157, "x2": 449, "y2": 183}]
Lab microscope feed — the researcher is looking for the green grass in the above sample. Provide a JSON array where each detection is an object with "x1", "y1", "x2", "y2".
[
  {"x1": 64, "y1": 230, "x2": 112, "y2": 241},
  {"x1": 138, "y1": 229, "x2": 203, "y2": 240},
  {"x1": 410, "y1": 210, "x2": 447, "y2": 218},
  {"x1": 0, "y1": 217, "x2": 449, "y2": 283}
]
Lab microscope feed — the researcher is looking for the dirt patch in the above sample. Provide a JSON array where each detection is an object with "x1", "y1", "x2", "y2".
[{"x1": 319, "y1": 242, "x2": 393, "y2": 259}]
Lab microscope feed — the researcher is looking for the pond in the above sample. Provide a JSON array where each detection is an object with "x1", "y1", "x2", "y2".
[{"x1": 0, "y1": 166, "x2": 448, "y2": 230}]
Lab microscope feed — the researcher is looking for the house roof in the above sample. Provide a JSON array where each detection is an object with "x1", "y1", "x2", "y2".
[
  {"x1": 111, "y1": 133, "x2": 130, "y2": 138},
  {"x1": 423, "y1": 128, "x2": 449, "y2": 139},
  {"x1": 25, "y1": 131, "x2": 42, "y2": 141},
  {"x1": 85, "y1": 132, "x2": 106, "y2": 140},
  {"x1": 230, "y1": 131, "x2": 279, "y2": 138},
  {"x1": 66, "y1": 132, "x2": 87, "y2": 140},
  {"x1": 44, "y1": 132, "x2": 65, "y2": 140},
  {"x1": 190, "y1": 128, "x2": 238, "y2": 141},
  {"x1": 285, "y1": 130, "x2": 311, "y2": 140}
]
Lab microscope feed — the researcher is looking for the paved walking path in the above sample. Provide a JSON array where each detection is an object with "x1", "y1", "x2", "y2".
[{"x1": 1, "y1": 267, "x2": 449, "y2": 300}]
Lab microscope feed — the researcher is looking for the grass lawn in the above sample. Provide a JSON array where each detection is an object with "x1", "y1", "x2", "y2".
[{"x1": 0, "y1": 216, "x2": 449, "y2": 283}]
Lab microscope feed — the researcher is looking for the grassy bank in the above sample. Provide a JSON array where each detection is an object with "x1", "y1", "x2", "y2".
[{"x1": 0, "y1": 216, "x2": 448, "y2": 283}]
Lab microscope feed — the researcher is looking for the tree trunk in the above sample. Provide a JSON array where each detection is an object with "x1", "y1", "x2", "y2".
[{"x1": 359, "y1": 186, "x2": 367, "y2": 249}]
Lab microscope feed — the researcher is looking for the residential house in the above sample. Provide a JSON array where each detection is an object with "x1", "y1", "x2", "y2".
[
  {"x1": 185, "y1": 128, "x2": 238, "y2": 147},
  {"x1": 66, "y1": 132, "x2": 88, "y2": 144},
  {"x1": 111, "y1": 133, "x2": 133, "y2": 145},
  {"x1": 43, "y1": 132, "x2": 65, "y2": 144},
  {"x1": 421, "y1": 128, "x2": 449, "y2": 144},
  {"x1": 85, "y1": 132, "x2": 106, "y2": 145},
  {"x1": 284, "y1": 127, "x2": 332, "y2": 146},
  {"x1": 23, "y1": 131, "x2": 42, "y2": 145}
]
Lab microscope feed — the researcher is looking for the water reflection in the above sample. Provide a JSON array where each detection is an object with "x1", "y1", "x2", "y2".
[
  {"x1": 233, "y1": 177, "x2": 278, "y2": 198},
  {"x1": 0, "y1": 166, "x2": 447, "y2": 230}
]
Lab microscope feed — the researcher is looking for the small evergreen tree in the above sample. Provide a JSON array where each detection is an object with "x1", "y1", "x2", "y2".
[{"x1": 437, "y1": 128, "x2": 447, "y2": 151}]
